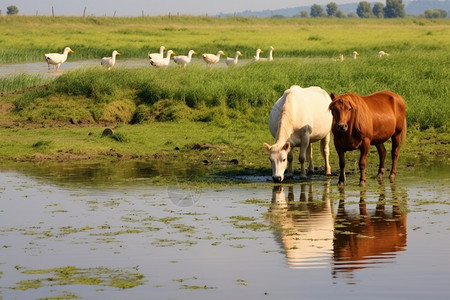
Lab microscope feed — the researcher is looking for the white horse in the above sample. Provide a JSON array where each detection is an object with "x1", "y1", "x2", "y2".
[{"x1": 264, "y1": 85, "x2": 332, "y2": 182}]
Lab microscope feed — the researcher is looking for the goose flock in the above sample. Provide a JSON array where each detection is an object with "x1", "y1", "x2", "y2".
[
  {"x1": 44, "y1": 46, "x2": 390, "y2": 72},
  {"x1": 336, "y1": 50, "x2": 390, "y2": 61}
]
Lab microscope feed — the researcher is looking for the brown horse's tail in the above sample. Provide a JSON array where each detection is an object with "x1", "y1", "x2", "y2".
[{"x1": 400, "y1": 118, "x2": 407, "y2": 147}]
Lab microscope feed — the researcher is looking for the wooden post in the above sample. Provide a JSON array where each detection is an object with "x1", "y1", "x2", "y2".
[
  {"x1": 113, "y1": 10, "x2": 117, "y2": 17},
  {"x1": 52, "y1": 6, "x2": 55, "y2": 17},
  {"x1": 83, "y1": 7, "x2": 86, "y2": 17}
]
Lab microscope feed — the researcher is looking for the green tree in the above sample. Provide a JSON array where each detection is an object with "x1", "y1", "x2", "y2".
[
  {"x1": 336, "y1": 10, "x2": 347, "y2": 18},
  {"x1": 6, "y1": 5, "x2": 19, "y2": 15},
  {"x1": 326, "y1": 2, "x2": 338, "y2": 17},
  {"x1": 423, "y1": 9, "x2": 447, "y2": 19},
  {"x1": 300, "y1": 10, "x2": 309, "y2": 18},
  {"x1": 356, "y1": 1, "x2": 373, "y2": 18},
  {"x1": 384, "y1": 0, "x2": 405, "y2": 18},
  {"x1": 372, "y1": 2, "x2": 385, "y2": 18},
  {"x1": 347, "y1": 12, "x2": 357, "y2": 18},
  {"x1": 310, "y1": 4, "x2": 326, "y2": 17}
]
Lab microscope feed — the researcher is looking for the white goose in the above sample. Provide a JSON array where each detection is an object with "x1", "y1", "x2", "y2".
[
  {"x1": 101, "y1": 50, "x2": 121, "y2": 70},
  {"x1": 226, "y1": 51, "x2": 243, "y2": 67},
  {"x1": 173, "y1": 50, "x2": 197, "y2": 68},
  {"x1": 150, "y1": 50, "x2": 175, "y2": 68},
  {"x1": 353, "y1": 51, "x2": 360, "y2": 59},
  {"x1": 260, "y1": 46, "x2": 274, "y2": 61},
  {"x1": 44, "y1": 47, "x2": 74, "y2": 72},
  {"x1": 379, "y1": 50, "x2": 390, "y2": 57},
  {"x1": 254, "y1": 49, "x2": 264, "y2": 61},
  {"x1": 148, "y1": 46, "x2": 166, "y2": 60},
  {"x1": 202, "y1": 50, "x2": 225, "y2": 68}
]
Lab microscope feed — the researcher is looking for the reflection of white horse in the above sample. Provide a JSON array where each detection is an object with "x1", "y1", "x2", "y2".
[
  {"x1": 264, "y1": 85, "x2": 332, "y2": 182},
  {"x1": 268, "y1": 181, "x2": 334, "y2": 269}
]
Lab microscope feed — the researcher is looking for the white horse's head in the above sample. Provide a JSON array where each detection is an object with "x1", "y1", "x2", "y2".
[{"x1": 264, "y1": 142, "x2": 290, "y2": 183}]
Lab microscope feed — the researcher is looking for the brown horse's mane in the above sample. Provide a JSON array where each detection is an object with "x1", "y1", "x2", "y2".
[{"x1": 344, "y1": 93, "x2": 372, "y2": 136}]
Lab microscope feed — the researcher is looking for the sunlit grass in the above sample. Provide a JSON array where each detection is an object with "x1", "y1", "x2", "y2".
[
  {"x1": 8, "y1": 48, "x2": 449, "y2": 130},
  {"x1": 0, "y1": 16, "x2": 448, "y2": 62}
]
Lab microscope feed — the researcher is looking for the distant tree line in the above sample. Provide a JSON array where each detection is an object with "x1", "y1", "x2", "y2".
[
  {"x1": 304, "y1": 0, "x2": 447, "y2": 18},
  {"x1": 2, "y1": 2, "x2": 448, "y2": 19}
]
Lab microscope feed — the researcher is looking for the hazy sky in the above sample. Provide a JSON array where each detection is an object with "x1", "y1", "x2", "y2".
[{"x1": 4, "y1": 0, "x2": 354, "y2": 17}]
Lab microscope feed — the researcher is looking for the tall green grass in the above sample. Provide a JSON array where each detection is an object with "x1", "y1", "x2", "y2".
[
  {"x1": 0, "y1": 16, "x2": 448, "y2": 63},
  {"x1": 0, "y1": 74, "x2": 49, "y2": 94},
  {"x1": 10, "y1": 47, "x2": 449, "y2": 130}
]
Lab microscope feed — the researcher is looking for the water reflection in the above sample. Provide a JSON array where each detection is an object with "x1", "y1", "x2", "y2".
[
  {"x1": 268, "y1": 181, "x2": 334, "y2": 269},
  {"x1": 333, "y1": 184, "x2": 407, "y2": 281},
  {"x1": 1, "y1": 160, "x2": 207, "y2": 188},
  {"x1": 268, "y1": 182, "x2": 408, "y2": 277}
]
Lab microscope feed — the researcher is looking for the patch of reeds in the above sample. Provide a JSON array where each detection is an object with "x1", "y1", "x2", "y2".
[{"x1": 0, "y1": 74, "x2": 49, "y2": 94}]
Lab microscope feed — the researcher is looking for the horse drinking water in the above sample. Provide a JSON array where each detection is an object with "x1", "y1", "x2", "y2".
[
  {"x1": 264, "y1": 85, "x2": 332, "y2": 183},
  {"x1": 328, "y1": 91, "x2": 407, "y2": 186}
]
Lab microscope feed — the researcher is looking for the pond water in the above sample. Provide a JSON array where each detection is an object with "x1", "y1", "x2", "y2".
[
  {"x1": 0, "y1": 161, "x2": 449, "y2": 299},
  {"x1": 0, "y1": 57, "x2": 297, "y2": 79}
]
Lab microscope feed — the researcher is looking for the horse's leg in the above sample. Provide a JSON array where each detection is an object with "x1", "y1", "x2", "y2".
[
  {"x1": 320, "y1": 133, "x2": 331, "y2": 175},
  {"x1": 358, "y1": 140, "x2": 370, "y2": 187},
  {"x1": 375, "y1": 143, "x2": 387, "y2": 182},
  {"x1": 306, "y1": 143, "x2": 314, "y2": 175},
  {"x1": 336, "y1": 146, "x2": 346, "y2": 186},
  {"x1": 299, "y1": 136, "x2": 310, "y2": 179},
  {"x1": 389, "y1": 133, "x2": 401, "y2": 183},
  {"x1": 285, "y1": 148, "x2": 294, "y2": 180}
]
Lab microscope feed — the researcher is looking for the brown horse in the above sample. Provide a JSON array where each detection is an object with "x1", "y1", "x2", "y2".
[{"x1": 329, "y1": 91, "x2": 406, "y2": 186}]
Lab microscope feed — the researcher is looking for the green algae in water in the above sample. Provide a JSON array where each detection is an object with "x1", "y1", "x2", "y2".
[{"x1": 12, "y1": 266, "x2": 144, "y2": 291}]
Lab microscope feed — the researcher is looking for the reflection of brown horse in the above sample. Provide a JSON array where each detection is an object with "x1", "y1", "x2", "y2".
[
  {"x1": 268, "y1": 182, "x2": 408, "y2": 276},
  {"x1": 268, "y1": 181, "x2": 334, "y2": 268},
  {"x1": 333, "y1": 184, "x2": 407, "y2": 278},
  {"x1": 329, "y1": 91, "x2": 406, "y2": 186}
]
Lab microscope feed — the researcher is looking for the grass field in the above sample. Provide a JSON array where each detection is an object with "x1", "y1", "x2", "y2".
[{"x1": 0, "y1": 16, "x2": 449, "y2": 162}]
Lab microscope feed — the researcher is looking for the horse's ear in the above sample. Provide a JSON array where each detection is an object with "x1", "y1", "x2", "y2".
[
  {"x1": 282, "y1": 142, "x2": 290, "y2": 151},
  {"x1": 263, "y1": 143, "x2": 271, "y2": 151},
  {"x1": 330, "y1": 93, "x2": 336, "y2": 100}
]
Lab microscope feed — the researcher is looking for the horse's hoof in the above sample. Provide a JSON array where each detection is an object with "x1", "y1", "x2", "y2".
[
  {"x1": 338, "y1": 181, "x2": 345, "y2": 186},
  {"x1": 359, "y1": 181, "x2": 366, "y2": 187},
  {"x1": 389, "y1": 174, "x2": 396, "y2": 183}
]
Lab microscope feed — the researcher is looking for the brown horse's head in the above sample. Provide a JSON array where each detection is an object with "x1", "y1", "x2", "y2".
[{"x1": 329, "y1": 93, "x2": 356, "y2": 133}]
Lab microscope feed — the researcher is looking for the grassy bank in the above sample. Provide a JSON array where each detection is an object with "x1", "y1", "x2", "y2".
[
  {"x1": 4, "y1": 55, "x2": 449, "y2": 129},
  {"x1": 0, "y1": 16, "x2": 449, "y2": 164}
]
